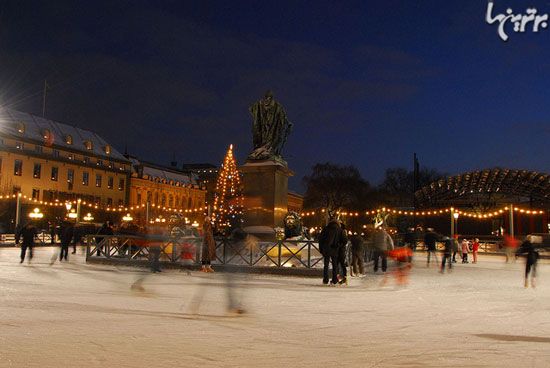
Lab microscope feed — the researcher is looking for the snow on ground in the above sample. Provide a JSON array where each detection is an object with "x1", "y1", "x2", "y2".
[{"x1": 0, "y1": 246, "x2": 549, "y2": 368}]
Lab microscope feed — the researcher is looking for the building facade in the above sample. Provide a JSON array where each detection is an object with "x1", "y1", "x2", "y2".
[
  {"x1": 0, "y1": 109, "x2": 130, "y2": 206},
  {"x1": 128, "y1": 158, "x2": 206, "y2": 217}
]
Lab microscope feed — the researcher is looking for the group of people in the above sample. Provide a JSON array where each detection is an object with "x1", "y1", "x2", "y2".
[
  {"x1": 317, "y1": 214, "x2": 403, "y2": 286},
  {"x1": 15, "y1": 219, "x2": 85, "y2": 263}
]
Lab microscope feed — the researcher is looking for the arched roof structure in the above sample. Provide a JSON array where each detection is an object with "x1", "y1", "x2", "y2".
[{"x1": 415, "y1": 169, "x2": 550, "y2": 209}]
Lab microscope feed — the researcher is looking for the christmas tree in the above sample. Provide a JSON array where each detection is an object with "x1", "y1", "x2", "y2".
[{"x1": 212, "y1": 144, "x2": 243, "y2": 233}]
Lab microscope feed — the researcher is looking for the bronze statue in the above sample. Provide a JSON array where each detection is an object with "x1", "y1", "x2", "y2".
[{"x1": 248, "y1": 91, "x2": 292, "y2": 162}]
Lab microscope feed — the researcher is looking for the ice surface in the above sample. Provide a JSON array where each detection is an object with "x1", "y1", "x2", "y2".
[{"x1": 0, "y1": 247, "x2": 549, "y2": 368}]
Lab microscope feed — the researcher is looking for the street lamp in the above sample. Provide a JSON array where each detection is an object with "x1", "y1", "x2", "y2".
[
  {"x1": 122, "y1": 213, "x2": 133, "y2": 222},
  {"x1": 453, "y1": 212, "x2": 459, "y2": 236},
  {"x1": 83, "y1": 213, "x2": 94, "y2": 221},
  {"x1": 65, "y1": 202, "x2": 72, "y2": 211},
  {"x1": 28, "y1": 208, "x2": 44, "y2": 219}
]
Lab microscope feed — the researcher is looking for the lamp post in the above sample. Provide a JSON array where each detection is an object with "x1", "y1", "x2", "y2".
[{"x1": 453, "y1": 212, "x2": 459, "y2": 237}]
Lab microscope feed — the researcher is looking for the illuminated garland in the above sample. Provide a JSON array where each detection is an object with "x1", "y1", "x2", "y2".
[
  {"x1": 0, "y1": 193, "x2": 206, "y2": 218},
  {"x1": 300, "y1": 206, "x2": 546, "y2": 219}
]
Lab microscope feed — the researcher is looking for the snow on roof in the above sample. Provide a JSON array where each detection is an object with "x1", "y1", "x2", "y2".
[{"x1": 0, "y1": 109, "x2": 127, "y2": 161}]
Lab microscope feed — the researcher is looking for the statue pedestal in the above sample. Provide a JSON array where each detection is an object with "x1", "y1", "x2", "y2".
[{"x1": 241, "y1": 161, "x2": 293, "y2": 231}]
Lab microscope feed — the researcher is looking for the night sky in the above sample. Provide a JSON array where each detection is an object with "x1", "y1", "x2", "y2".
[{"x1": 1, "y1": 0, "x2": 549, "y2": 192}]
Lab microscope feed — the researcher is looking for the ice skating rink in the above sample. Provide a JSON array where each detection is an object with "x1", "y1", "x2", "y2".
[{"x1": 0, "y1": 247, "x2": 549, "y2": 368}]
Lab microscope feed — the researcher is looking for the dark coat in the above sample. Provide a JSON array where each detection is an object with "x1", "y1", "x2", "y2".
[
  {"x1": 59, "y1": 222, "x2": 75, "y2": 246},
  {"x1": 516, "y1": 240, "x2": 539, "y2": 264},
  {"x1": 202, "y1": 220, "x2": 216, "y2": 262},
  {"x1": 96, "y1": 223, "x2": 114, "y2": 243},
  {"x1": 350, "y1": 235, "x2": 365, "y2": 254},
  {"x1": 319, "y1": 221, "x2": 347, "y2": 257},
  {"x1": 19, "y1": 224, "x2": 37, "y2": 247},
  {"x1": 424, "y1": 231, "x2": 438, "y2": 251}
]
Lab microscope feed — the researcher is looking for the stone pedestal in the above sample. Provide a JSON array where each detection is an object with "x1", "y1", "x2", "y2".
[{"x1": 241, "y1": 161, "x2": 293, "y2": 230}]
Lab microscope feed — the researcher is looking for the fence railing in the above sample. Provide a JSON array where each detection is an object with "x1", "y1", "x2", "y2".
[{"x1": 85, "y1": 234, "x2": 373, "y2": 269}]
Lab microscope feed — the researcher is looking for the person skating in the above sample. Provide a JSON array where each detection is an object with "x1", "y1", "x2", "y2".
[
  {"x1": 424, "y1": 228, "x2": 439, "y2": 266},
  {"x1": 516, "y1": 235, "x2": 539, "y2": 288},
  {"x1": 372, "y1": 224, "x2": 394, "y2": 273},
  {"x1": 18, "y1": 222, "x2": 37, "y2": 263},
  {"x1": 336, "y1": 222, "x2": 349, "y2": 285},
  {"x1": 472, "y1": 238, "x2": 480, "y2": 263},
  {"x1": 95, "y1": 221, "x2": 114, "y2": 256},
  {"x1": 349, "y1": 234, "x2": 365, "y2": 276},
  {"x1": 200, "y1": 216, "x2": 216, "y2": 273},
  {"x1": 461, "y1": 238, "x2": 469, "y2": 263},
  {"x1": 440, "y1": 236, "x2": 453, "y2": 273},
  {"x1": 319, "y1": 213, "x2": 348, "y2": 285},
  {"x1": 59, "y1": 220, "x2": 74, "y2": 261},
  {"x1": 451, "y1": 235, "x2": 459, "y2": 263}
]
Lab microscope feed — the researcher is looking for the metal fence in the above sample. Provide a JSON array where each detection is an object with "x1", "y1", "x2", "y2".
[{"x1": 85, "y1": 234, "x2": 373, "y2": 269}]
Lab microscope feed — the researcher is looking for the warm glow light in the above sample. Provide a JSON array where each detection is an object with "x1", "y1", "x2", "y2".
[{"x1": 28, "y1": 208, "x2": 44, "y2": 219}]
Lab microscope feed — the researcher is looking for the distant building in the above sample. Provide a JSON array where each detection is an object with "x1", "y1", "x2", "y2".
[
  {"x1": 181, "y1": 163, "x2": 219, "y2": 206},
  {"x1": 127, "y1": 157, "x2": 207, "y2": 217},
  {"x1": 0, "y1": 109, "x2": 130, "y2": 206},
  {"x1": 287, "y1": 191, "x2": 303, "y2": 213}
]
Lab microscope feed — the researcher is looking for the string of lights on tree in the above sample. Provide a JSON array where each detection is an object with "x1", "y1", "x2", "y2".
[{"x1": 212, "y1": 144, "x2": 244, "y2": 231}]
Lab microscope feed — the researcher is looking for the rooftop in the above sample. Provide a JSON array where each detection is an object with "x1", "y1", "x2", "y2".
[{"x1": 0, "y1": 109, "x2": 127, "y2": 162}]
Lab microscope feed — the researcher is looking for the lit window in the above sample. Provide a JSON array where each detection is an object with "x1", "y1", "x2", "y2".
[
  {"x1": 15, "y1": 142, "x2": 23, "y2": 150},
  {"x1": 118, "y1": 178, "x2": 125, "y2": 191},
  {"x1": 82, "y1": 172, "x2": 89, "y2": 186},
  {"x1": 68, "y1": 154, "x2": 74, "y2": 160},
  {"x1": 95, "y1": 174, "x2": 102, "y2": 187},
  {"x1": 65, "y1": 135, "x2": 73, "y2": 145},
  {"x1": 104, "y1": 145, "x2": 111, "y2": 155},
  {"x1": 32, "y1": 189, "x2": 40, "y2": 200},
  {"x1": 41, "y1": 129, "x2": 51, "y2": 140},
  {"x1": 33, "y1": 163, "x2": 41, "y2": 179},
  {"x1": 51, "y1": 167, "x2": 58, "y2": 181},
  {"x1": 67, "y1": 169, "x2": 74, "y2": 191},
  {"x1": 83, "y1": 157, "x2": 90, "y2": 164},
  {"x1": 108, "y1": 177, "x2": 114, "y2": 189},
  {"x1": 16, "y1": 122, "x2": 25, "y2": 134},
  {"x1": 14, "y1": 160, "x2": 22, "y2": 176},
  {"x1": 97, "y1": 159, "x2": 103, "y2": 166},
  {"x1": 84, "y1": 141, "x2": 93, "y2": 150}
]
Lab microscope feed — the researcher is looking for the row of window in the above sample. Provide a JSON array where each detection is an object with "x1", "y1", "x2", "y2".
[
  {"x1": 12, "y1": 160, "x2": 125, "y2": 190},
  {"x1": 10, "y1": 141, "x2": 125, "y2": 170},
  {"x1": 14, "y1": 122, "x2": 112, "y2": 154},
  {"x1": 135, "y1": 191, "x2": 200, "y2": 209},
  {"x1": 30, "y1": 188, "x2": 123, "y2": 206}
]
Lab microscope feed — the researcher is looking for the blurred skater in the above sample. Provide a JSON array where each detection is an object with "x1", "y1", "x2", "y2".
[
  {"x1": 503, "y1": 235, "x2": 519, "y2": 263},
  {"x1": 59, "y1": 220, "x2": 74, "y2": 261},
  {"x1": 200, "y1": 216, "x2": 216, "y2": 273},
  {"x1": 516, "y1": 235, "x2": 539, "y2": 288},
  {"x1": 388, "y1": 246, "x2": 413, "y2": 286},
  {"x1": 424, "y1": 228, "x2": 439, "y2": 266},
  {"x1": 18, "y1": 222, "x2": 37, "y2": 263},
  {"x1": 350, "y1": 234, "x2": 365, "y2": 276},
  {"x1": 95, "y1": 221, "x2": 114, "y2": 256},
  {"x1": 372, "y1": 224, "x2": 394, "y2": 273},
  {"x1": 452, "y1": 235, "x2": 459, "y2": 263},
  {"x1": 440, "y1": 236, "x2": 453, "y2": 273},
  {"x1": 472, "y1": 238, "x2": 480, "y2": 263}
]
